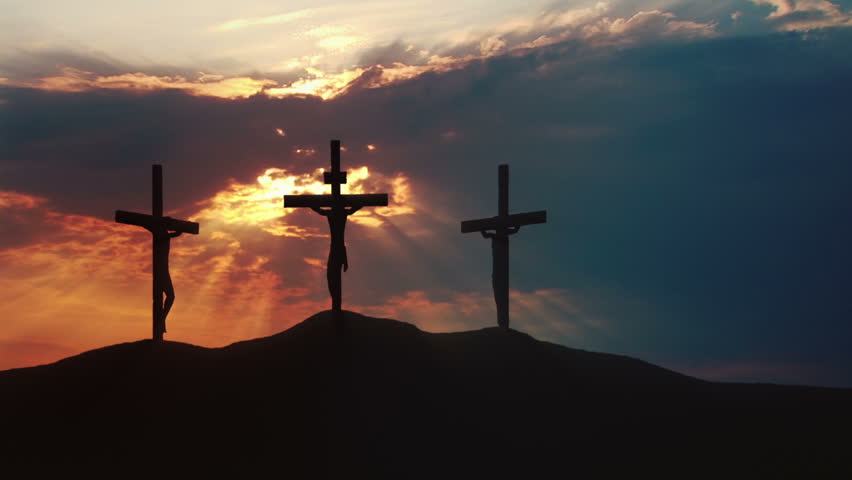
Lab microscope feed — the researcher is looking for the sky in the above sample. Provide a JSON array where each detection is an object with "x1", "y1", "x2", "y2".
[{"x1": 1, "y1": 0, "x2": 852, "y2": 387}]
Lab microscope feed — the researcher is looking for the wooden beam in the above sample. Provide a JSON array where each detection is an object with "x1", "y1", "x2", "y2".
[
  {"x1": 163, "y1": 217, "x2": 200, "y2": 235},
  {"x1": 152, "y1": 165, "x2": 163, "y2": 218},
  {"x1": 461, "y1": 210, "x2": 547, "y2": 233},
  {"x1": 499, "y1": 164, "x2": 508, "y2": 217},
  {"x1": 284, "y1": 193, "x2": 389, "y2": 208},
  {"x1": 115, "y1": 210, "x2": 199, "y2": 234},
  {"x1": 330, "y1": 140, "x2": 341, "y2": 196},
  {"x1": 116, "y1": 210, "x2": 155, "y2": 229},
  {"x1": 330, "y1": 140, "x2": 341, "y2": 172}
]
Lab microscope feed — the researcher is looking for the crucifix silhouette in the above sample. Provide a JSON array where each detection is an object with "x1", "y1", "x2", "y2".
[
  {"x1": 284, "y1": 140, "x2": 388, "y2": 315},
  {"x1": 115, "y1": 165, "x2": 199, "y2": 341},
  {"x1": 462, "y1": 164, "x2": 546, "y2": 330}
]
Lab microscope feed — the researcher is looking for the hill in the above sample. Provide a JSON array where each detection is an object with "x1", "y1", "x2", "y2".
[{"x1": 1, "y1": 311, "x2": 850, "y2": 478}]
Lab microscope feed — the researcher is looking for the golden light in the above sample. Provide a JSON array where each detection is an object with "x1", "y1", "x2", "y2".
[
  {"x1": 5, "y1": 67, "x2": 279, "y2": 99},
  {"x1": 3, "y1": 52, "x2": 479, "y2": 101},
  {"x1": 265, "y1": 66, "x2": 367, "y2": 100},
  {"x1": 275, "y1": 128, "x2": 286, "y2": 136},
  {"x1": 303, "y1": 257, "x2": 325, "y2": 269},
  {"x1": 191, "y1": 166, "x2": 416, "y2": 236},
  {"x1": 366, "y1": 144, "x2": 377, "y2": 151}
]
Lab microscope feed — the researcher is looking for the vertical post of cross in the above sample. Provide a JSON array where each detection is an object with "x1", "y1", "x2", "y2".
[
  {"x1": 152, "y1": 165, "x2": 164, "y2": 341},
  {"x1": 330, "y1": 140, "x2": 341, "y2": 197},
  {"x1": 499, "y1": 164, "x2": 508, "y2": 218},
  {"x1": 461, "y1": 164, "x2": 547, "y2": 331},
  {"x1": 497, "y1": 165, "x2": 510, "y2": 329}
]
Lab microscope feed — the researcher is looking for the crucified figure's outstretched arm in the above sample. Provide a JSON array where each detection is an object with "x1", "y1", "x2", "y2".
[
  {"x1": 481, "y1": 227, "x2": 519, "y2": 239},
  {"x1": 310, "y1": 206, "x2": 331, "y2": 216}
]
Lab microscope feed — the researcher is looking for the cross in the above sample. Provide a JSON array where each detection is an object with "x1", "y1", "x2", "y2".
[
  {"x1": 115, "y1": 165, "x2": 199, "y2": 341},
  {"x1": 284, "y1": 140, "x2": 388, "y2": 314},
  {"x1": 461, "y1": 164, "x2": 546, "y2": 330}
]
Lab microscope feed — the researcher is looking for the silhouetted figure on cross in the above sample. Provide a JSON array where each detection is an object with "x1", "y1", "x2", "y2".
[
  {"x1": 462, "y1": 165, "x2": 546, "y2": 330},
  {"x1": 116, "y1": 165, "x2": 199, "y2": 341},
  {"x1": 151, "y1": 226, "x2": 183, "y2": 330},
  {"x1": 284, "y1": 140, "x2": 388, "y2": 316},
  {"x1": 310, "y1": 203, "x2": 362, "y2": 310},
  {"x1": 481, "y1": 225, "x2": 519, "y2": 328}
]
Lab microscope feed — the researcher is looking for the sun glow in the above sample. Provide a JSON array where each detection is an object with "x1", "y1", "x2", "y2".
[{"x1": 191, "y1": 166, "x2": 415, "y2": 237}]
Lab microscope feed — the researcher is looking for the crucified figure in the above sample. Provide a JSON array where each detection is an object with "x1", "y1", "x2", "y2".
[
  {"x1": 149, "y1": 220, "x2": 183, "y2": 334},
  {"x1": 115, "y1": 164, "x2": 199, "y2": 341},
  {"x1": 461, "y1": 164, "x2": 547, "y2": 331},
  {"x1": 311, "y1": 205, "x2": 362, "y2": 311},
  {"x1": 482, "y1": 226, "x2": 519, "y2": 330}
]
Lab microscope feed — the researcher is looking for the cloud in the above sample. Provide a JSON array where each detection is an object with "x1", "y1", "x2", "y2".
[
  {"x1": 190, "y1": 165, "x2": 415, "y2": 237},
  {"x1": 210, "y1": 8, "x2": 318, "y2": 33},
  {"x1": 0, "y1": 191, "x2": 46, "y2": 209},
  {"x1": 0, "y1": 192, "x2": 61, "y2": 249},
  {"x1": 0, "y1": 67, "x2": 277, "y2": 99},
  {"x1": 1, "y1": 4, "x2": 718, "y2": 101},
  {"x1": 752, "y1": 0, "x2": 852, "y2": 30}
]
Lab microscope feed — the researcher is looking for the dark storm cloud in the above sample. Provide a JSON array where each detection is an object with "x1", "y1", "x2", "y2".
[{"x1": 3, "y1": 27, "x2": 852, "y2": 384}]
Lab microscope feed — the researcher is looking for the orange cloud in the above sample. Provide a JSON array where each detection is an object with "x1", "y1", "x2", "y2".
[
  {"x1": 0, "y1": 191, "x2": 47, "y2": 209},
  {"x1": 191, "y1": 165, "x2": 415, "y2": 236},
  {"x1": 752, "y1": 0, "x2": 852, "y2": 31},
  {"x1": 0, "y1": 68, "x2": 277, "y2": 99},
  {"x1": 264, "y1": 66, "x2": 368, "y2": 100}
]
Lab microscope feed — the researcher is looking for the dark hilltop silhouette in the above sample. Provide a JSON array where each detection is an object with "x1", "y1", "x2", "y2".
[{"x1": 1, "y1": 311, "x2": 850, "y2": 478}]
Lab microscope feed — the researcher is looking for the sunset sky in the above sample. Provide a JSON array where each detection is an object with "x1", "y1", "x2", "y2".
[{"x1": 2, "y1": 0, "x2": 852, "y2": 386}]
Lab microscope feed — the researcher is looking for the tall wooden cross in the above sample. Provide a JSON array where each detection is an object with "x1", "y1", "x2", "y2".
[
  {"x1": 461, "y1": 164, "x2": 546, "y2": 330},
  {"x1": 284, "y1": 140, "x2": 388, "y2": 314},
  {"x1": 115, "y1": 165, "x2": 199, "y2": 341}
]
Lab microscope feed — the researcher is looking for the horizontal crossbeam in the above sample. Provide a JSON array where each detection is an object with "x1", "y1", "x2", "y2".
[
  {"x1": 461, "y1": 210, "x2": 546, "y2": 233},
  {"x1": 284, "y1": 194, "x2": 389, "y2": 208},
  {"x1": 115, "y1": 210, "x2": 200, "y2": 235}
]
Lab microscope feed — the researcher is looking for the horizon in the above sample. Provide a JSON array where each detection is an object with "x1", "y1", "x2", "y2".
[{"x1": 2, "y1": 0, "x2": 852, "y2": 387}]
